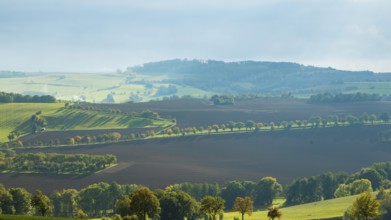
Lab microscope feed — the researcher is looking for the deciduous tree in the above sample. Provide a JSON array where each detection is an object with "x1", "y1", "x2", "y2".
[
  {"x1": 129, "y1": 187, "x2": 160, "y2": 220},
  {"x1": 347, "y1": 191, "x2": 380, "y2": 220},
  {"x1": 221, "y1": 181, "x2": 246, "y2": 209},
  {"x1": 255, "y1": 177, "x2": 282, "y2": 206},
  {"x1": 9, "y1": 188, "x2": 32, "y2": 215},
  {"x1": 236, "y1": 122, "x2": 244, "y2": 131},
  {"x1": 158, "y1": 190, "x2": 199, "y2": 220},
  {"x1": 232, "y1": 197, "x2": 253, "y2": 220},
  {"x1": 31, "y1": 190, "x2": 51, "y2": 216},
  {"x1": 227, "y1": 121, "x2": 236, "y2": 132},
  {"x1": 200, "y1": 196, "x2": 225, "y2": 220}
]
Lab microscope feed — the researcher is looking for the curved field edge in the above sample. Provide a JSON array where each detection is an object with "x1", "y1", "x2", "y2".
[
  {"x1": 8, "y1": 125, "x2": 391, "y2": 193},
  {"x1": 225, "y1": 193, "x2": 372, "y2": 220},
  {"x1": 0, "y1": 103, "x2": 173, "y2": 142}
]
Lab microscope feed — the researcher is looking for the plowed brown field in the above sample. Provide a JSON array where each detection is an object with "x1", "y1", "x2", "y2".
[
  {"x1": 92, "y1": 98, "x2": 391, "y2": 127},
  {"x1": 2, "y1": 124, "x2": 391, "y2": 193}
]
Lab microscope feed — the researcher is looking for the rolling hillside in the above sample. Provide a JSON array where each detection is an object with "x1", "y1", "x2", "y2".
[{"x1": 0, "y1": 103, "x2": 171, "y2": 142}]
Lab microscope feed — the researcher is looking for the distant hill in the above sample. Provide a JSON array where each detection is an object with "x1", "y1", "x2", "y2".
[
  {"x1": 129, "y1": 59, "x2": 391, "y2": 94},
  {"x1": 2, "y1": 60, "x2": 391, "y2": 103}
]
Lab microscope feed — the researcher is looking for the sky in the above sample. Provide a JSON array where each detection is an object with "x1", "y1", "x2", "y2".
[{"x1": 0, "y1": 0, "x2": 390, "y2": 72}]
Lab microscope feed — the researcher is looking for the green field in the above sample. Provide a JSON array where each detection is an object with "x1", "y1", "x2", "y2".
[
  {"x1": 0, "y1": 72, "x2": 215, "y2": 103},
  {"x1": 0, "y1": 103, "x2": 63, "y2": 142},
  {"x1": 0, "y1": 103, "x2": 172, "y2": 142},
  {"x1": 225, "y1": 194, "x2": 362, "y2": 220}
]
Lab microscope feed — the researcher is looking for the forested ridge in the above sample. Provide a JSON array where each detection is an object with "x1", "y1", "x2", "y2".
[{"x1": 130, "y1": 59, "x2": 391, "y2": 93}]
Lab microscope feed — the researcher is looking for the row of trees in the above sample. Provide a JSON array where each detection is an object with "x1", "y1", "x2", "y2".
[
  {"x1": 112, "y1": 186, "x2": 279, "y2": 220},
  {"x1": 67, "y1": 132, "x2": 123, "y2": 145},
  {"x1": 5, "y1": 129, "x2": 157, "y2": 148},
  {"x1": 0, "y1": 152, "x2": 117, "y2": 174},
  {"x1": 0, "y1": 184, "x2": 52, "y2": 216},
  {"x1": 162, "y1": 111, "x2": 391, "y2": 138},
  {"x1": 285, "y1": 162, "x2": 391, "y2": 206},
  {"x1": 171, "y1": 177, "x2": 282, "y2": 209},
  {"x1": 0, "y1": 182, "x2": 138, "y2": 217},
  {"x1": 0, "y1": 180, "x2": 282, "y2": 220},
  {"x1": 309, "y1": 92, "x2": 381, "y2": 103},
  {"x1": 0, "y1": 91, "x2": 56, "y2": 103},
  {"x1": 2, "y1": 160, "x2": 391, "y2": 219},
  {"x1": 0, "y1": 181, "x2": 388, "y2": 220}
]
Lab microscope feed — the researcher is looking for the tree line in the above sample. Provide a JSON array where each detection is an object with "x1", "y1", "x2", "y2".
[
  {"x1": 0, "y1": 180, "x2": 278, "y2": 220},
  {"x1": 5, "y1": 130, "x2": 158, "y2": 148},
  {"x1": 2, "y1": 161, "x2": 391, "y2": 219},
  {"x1": 0, "y1": 91, "x2": 56, "y2": 103},
  {"x1": 0, "y1": 151, "x2": 116, "y2": 174},
  {"x1": 285, "y1": 161, "x2": 391, "y2": 206},
  {"x1": 308, "y1": 92, "x2": 381, "y2": 103},
  {"x1": 162, "y1": 111, "x2": 391, "y2": 138},
  {"x1": 5, "y1": 111, "x2": 391, "y2": 148}
]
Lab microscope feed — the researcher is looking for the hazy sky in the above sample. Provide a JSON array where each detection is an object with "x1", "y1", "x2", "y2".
[{"x1": 0, "y1": 0, "x2": 390, "y2": 72}]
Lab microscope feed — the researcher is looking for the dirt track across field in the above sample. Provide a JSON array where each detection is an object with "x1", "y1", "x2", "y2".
[{"x1": 2, "y1": 124, "x2": 391, "y2": 193}]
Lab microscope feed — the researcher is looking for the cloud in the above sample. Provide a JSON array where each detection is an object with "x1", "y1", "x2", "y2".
[{"x1": 0, "y1": 0, "x2": 390, "y2": 72}]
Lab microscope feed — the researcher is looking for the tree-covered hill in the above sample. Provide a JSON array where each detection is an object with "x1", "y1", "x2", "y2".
[{"x1": 129, "y1": 59, "x2": 391, "y2": 94}]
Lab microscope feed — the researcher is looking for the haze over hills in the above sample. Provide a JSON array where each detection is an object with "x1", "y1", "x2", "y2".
[
  {"x1": 2, "y1": 60, "x2": 391, "y2": 103},
  {"x1": 129, "y1": 59, "x2": 391, "y2": 94}
]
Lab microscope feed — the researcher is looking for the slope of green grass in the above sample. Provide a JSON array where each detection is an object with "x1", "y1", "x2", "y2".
[
  {"x1": 225, "y1": 194, "x2": 361, "y2": 220},
  {"x1": 0, "y1": 103, "x2": 64, "y2": 142},
  {"x1": 0, "y1": 103, "x2": 172, "y2": 142}
]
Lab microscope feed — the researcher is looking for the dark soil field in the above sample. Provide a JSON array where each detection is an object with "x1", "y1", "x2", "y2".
[
  {"x1": 2, "y1": 124, "x2": 391, "y2": 193},
  {"x1": 92, "y1": 98, "x2": 391, "y2": 127}
]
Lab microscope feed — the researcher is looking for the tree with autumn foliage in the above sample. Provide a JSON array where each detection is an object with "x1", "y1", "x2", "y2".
[{"x1": 232, "y1": 197, "x2": 253, "y2": 220}]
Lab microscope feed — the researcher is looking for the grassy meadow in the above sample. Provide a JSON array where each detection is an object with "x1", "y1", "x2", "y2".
[
  {"x1": 225, "y1": 195, "x2": 359, "y2": 220},
  {"x1": 0, "y1": 103, "x2": 64, "y2": 142},
  {"x1": 0, "y1": 72, "x2": 215, "y2": 103}
]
